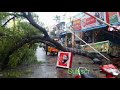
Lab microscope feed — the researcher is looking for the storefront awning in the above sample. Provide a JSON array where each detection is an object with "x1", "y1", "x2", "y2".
[{"x1": 74, "y1": 25, "x2": 107, "y2": 33}]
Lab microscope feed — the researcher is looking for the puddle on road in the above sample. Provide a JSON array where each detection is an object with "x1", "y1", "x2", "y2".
[
  {"x1": 35, "y1": 46, "x2": 46, "y2": 62},
  {"x1": 29, "y1": 64, "x2": 57, "y2": 78},
  {"x1": 28, "y1": 46, "x2": 57, "y2": 78}
]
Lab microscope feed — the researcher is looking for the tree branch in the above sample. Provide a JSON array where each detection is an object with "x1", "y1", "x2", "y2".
[
  {"x1": 8, "y1": 13, "x2": 24, "y2": 17},
  {"x1": 22, "y1": 12, "x2": 50, "y2": 38},
  {"x1": 2, "y1": 12, "x2": 25, "y2": 27},
  {"x1": 1, "y1": 34, "x2": 74, "y2": 70},
  {"x1": 3, "y1": 12, "x2": 50, "y2": 38},
  {"x1": 2, "y1": 16, "x2": 16, "y2": 27}
]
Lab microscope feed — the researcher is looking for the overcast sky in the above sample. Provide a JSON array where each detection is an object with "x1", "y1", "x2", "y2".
[{"x1": 35, "y1": 12, "x2": 78, "y2": 27}]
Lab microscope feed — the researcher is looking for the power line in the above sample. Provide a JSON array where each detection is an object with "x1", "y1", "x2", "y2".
[{"x1": 68, "y1": 26, "x2": 111, "y2": 62}]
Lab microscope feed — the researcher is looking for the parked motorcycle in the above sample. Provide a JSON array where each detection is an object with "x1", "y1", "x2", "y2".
[
  {"x1": 75, "y1": 64, "x2": 120, "y2": 78},
  {"x1": 99, "y1": 64, "x2": 120, "y2": 78},
  {"x1": 93, "y1": 64, "x2": 120, "y2": 78}
]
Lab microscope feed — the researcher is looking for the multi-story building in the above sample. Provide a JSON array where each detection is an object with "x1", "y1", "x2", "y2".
[{"x1": 54, "y1": 22, "x2": 66, "y2": 45}]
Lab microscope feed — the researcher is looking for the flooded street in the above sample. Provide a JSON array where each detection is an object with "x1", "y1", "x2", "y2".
[{"x1": 22, "y1": 47, "x2": 106, "y2": 78}]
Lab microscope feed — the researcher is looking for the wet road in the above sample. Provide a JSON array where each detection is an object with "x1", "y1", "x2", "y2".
[
  {"x1": 26, "y1": 46, "x2": 57, "y2": 78},
  {"x1": 23, "y1": 46, "x2": 106, "y2": 78},
  {"x1": 35, "y1": 47, "x2": 46, "y2": 62}
]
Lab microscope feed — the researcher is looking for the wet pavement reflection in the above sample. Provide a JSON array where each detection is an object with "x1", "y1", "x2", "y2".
[
  {"x1": 25, "y1": 47, "x2": 105, "y2": 78},
  {"x1": 35, "y1": 46, "x2": 46, "y2": 62}
]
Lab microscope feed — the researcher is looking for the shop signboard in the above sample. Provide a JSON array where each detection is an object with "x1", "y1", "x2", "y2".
[
  {"x1": 106, "y1": 12, "x2": 120, "y2": 31},
  {"x1": 73, "y1": 19, "x2": 81, "y2": 30},
  {"x1": 81, "y1": 15, "x2": 96, "y2": 29},
  {"x1": 81, "y1": 12, "x2": 106, "y2": 30},
  {"x1": 80, "y1": 40, "x2": 120, "y2": 57},
  {"x1": 81, "y1": 40, "x2": 109, "y2": 53},
  {"x1": 106, "y1": 12, "x2": 119, "y2": 24}
]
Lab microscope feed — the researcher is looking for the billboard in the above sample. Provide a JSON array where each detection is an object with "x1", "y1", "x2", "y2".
[
  {"x1": 81, "y1": 40, "x2": 109, "y2": 53},
  {"x1": 106, "y1": 12, "x2": 120, "y2": 24},
  {"x1": 80, "y1": 12, "x2": 106, "y2": 30},
  {"x1": 81, "y1": 16, "x2": 96, "y2": 29},
  {"x1": 72, "y1": 12, "x2": 120, "y2": 31},
  {"x1": 73, "y1": 19, "x2": 81, "y2": 30}
]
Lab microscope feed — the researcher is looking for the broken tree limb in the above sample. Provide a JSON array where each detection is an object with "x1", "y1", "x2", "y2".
[
  {"x1": 2, "y1": 16, "x2": 16, "y2": 27},
  {"x1": 22, "y1": 12, "x2": 50, "y2": 38}
]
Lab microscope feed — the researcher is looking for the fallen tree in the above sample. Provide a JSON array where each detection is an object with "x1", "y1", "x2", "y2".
[{"x1": 1, "y1": 12, "x2": 112, "y2": 70}]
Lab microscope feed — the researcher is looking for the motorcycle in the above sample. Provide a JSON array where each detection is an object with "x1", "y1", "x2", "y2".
[
  {"x1": 93, "y1": 64, "x2": 120, "y2": 78},
  {"x1": 75, "y1": 64, "x2": 120, "y2": 78},
  {"x1": 99, "y1": 64, "x2": 120, "y2": 78}
]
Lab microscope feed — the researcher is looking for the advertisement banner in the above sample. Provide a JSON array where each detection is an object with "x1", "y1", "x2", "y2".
[
  {"x1": 107, "y1": 12, "x2": 119, "y2": 24},
  {"x1": 56, "y1": 52, "x2": 73, "y2": 68},
  {"x1": 72, "y1": 12, "x2": 106, "y2": 31},
  {"x1": 82, "y1": 17, "x2": 96, "y2": 29},
  {"x1": 81, "y1": 41, "x2": 109, "y2": 53},
  {"x1": 81, "y1": 12, "x2": 106, "y2": 30},
  {"x1": 73, "y1": 19, "x2": 81, "y2": 30}
]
